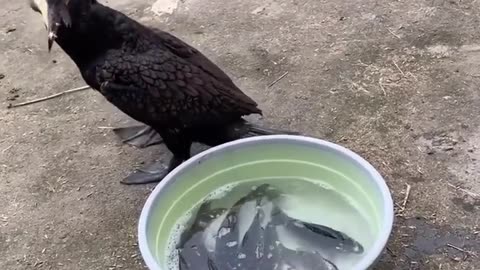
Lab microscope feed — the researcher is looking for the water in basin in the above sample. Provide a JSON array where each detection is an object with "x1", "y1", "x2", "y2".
[{"x1": 165, "y1": 178, "x2": 373, "y2": 270}]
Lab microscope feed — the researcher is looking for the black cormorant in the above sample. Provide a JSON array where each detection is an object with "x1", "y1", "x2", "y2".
[{"x1": 29, "y1": 0, "x2": 296, "y2": 184}]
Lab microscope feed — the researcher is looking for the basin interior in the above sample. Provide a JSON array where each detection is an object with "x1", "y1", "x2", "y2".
[{"x1": 144, "y1": 139, "x2": 389, "y2": 269}]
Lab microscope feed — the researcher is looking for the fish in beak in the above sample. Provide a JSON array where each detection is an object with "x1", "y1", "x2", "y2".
[{"x1": 29, "y1": 0, "x2": 71, "y2": 52}]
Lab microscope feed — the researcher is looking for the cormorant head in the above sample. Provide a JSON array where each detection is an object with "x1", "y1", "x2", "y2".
[{"x1": 29, "y1": 0, "x2": 72, "y2": 52}]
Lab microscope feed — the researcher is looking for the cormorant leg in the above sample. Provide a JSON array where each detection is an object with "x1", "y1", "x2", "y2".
[
  {"x1": 120, "y1": 131, "x2": 191, "y2": 185},
  {"x1": 113, "y1": 125, "x2": 163, "y2": 148}
]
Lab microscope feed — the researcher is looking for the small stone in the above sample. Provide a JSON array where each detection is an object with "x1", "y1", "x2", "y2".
[
  {"x1": 6, "y1": 27, "x2": 16, "y2": 33},
  {"x1": 0, "y1": 73, "x2": 5, "y2": 80},
  {"x1": 6, "y1": 94, "x2": 19, "y2": 101},
  {"x1": 388, "y1": 73, "x2": 402, "y2": 82}
]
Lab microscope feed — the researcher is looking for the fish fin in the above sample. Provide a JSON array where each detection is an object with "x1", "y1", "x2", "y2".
[
  {"x1": 207, "y1": 257, "x2": 218, "y2": 270},
  {"x1": 324, "y1": 258, "x2": 339, "y2": 270},
  {"x1": 303, "y1": 223, "x2": 364, "y2": 254}
]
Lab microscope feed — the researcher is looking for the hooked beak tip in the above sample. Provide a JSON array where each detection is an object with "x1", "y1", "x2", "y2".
[
  {"x1": 47, "y1": 32, "x2": 56, "y2": 52},
  {"x1": 48, "y1": 40, "x2": 53, "y2": 52}
]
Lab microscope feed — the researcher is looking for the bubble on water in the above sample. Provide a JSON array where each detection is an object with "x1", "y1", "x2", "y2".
[
  {"x1": 203, "y1": 183, "x2": 238, "y2": 201},
  {"x1": 237, "y1": 253, "x2": 246, "y2": 259},
  {"x1": 165, "y1": 208, "x2": 195, "y2": 270}
]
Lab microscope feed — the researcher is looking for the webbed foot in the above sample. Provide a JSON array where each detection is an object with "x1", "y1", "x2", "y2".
[
  {"x1": 120, "y1": 156, "x2": 185, "y2": 185},
  {"x1": 113, "y1": 125, "x2": 163, "y2": 148},
  {"x1": 120, "y1": 160, "x2": 169, "y2": 185}
]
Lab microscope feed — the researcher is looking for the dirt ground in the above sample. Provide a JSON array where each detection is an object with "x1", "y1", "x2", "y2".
[{"x1": 1, "y1": 0, "x2": 479, "y2": 269}]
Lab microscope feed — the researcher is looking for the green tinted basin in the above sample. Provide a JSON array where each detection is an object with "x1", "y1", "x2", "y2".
[{"x1": 138, "y1": 135, "x2": 394, "y2": 270}]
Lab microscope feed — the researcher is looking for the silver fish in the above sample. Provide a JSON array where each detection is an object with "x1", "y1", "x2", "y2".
[
  {"x1": 178, "y1": 230, "x2": 214, "y2": 270},
  {"x1": 177, "y1": 201, "x2": 227, "y2": 249},
  {"x1": 271, "y1": 207, "x2": 364, "y2": 255},
  {"x1": 213, "y1": 184, "x2": 339, "y2": 270},
  {"x1": 178, "y1": 184, "x2": 360, "y2": 270}
]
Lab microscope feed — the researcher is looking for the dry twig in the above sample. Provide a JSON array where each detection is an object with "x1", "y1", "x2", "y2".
[
  {"x1": 268, "y1": 71, "x2": 289, "y2": 88},
  {"x1": 379, "y1": 81, "x2": 387, "y2": 96},
  {"x1": 446, "y1": 243, "x2": 478, "y2": 258},
  {"x1": 387, "y1": 28, "x2": 401, "y2": 39},
  {"x1": 2, "y1": 144, "x2": 13, "y2": 153},
  {"x1": 447, "y1": 183, "x2": 479, "y2": 198},
  {"x1": 402, "y1": 184, "x2": 412, "y2": 209},
  {"x1": 7, "y1": 85, "x2": 90, "y2": 108},
  {"x1": 396, "y1": 184, "x2": 412, "y2": 216},
  {"x1": 393, "y1": 60, "x2": 406, "y2": 77}
]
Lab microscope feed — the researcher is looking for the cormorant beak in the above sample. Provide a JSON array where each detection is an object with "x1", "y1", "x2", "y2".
[
  {"x1": 47, "y1": 23, "x2": 59, "y2": 52},
  {"x1": 30, "y1": 0, "x2": 71, "y2": 52}
]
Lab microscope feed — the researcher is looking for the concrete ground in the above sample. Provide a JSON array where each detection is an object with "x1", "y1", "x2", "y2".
[{"x1": 1, "y1": 0, "x2": 479, "y2": 269}]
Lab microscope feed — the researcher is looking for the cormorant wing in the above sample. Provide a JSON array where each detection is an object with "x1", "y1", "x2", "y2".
[
  {"x1": 150, "y1": 29, "x2": 237, "y2": 88},
  {"x1": 97, "y1": 48, "x2": 260, "y2": 129}
]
